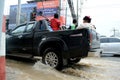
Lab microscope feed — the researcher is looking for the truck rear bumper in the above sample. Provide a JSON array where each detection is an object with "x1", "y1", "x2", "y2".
[{"x1": 88, "y1": 48, "x2": 103, "y2": 57}]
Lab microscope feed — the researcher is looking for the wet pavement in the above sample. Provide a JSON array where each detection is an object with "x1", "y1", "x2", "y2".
[{"x1": 6, "y1": 55, "x2": 120, "y2": 80}]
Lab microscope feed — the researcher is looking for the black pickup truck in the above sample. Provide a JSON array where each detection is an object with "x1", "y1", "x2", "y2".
[{"x1": 6, "y1": 20, "x2": 99, "y2": 69}]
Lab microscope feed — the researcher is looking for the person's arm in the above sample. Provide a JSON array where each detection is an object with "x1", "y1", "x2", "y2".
[
  {"x1": 58, "y1": 21, "x2": 61, "y2": 27},
  {"x1": 57, "y1": 20, "x2": 62, "y2": 30}
]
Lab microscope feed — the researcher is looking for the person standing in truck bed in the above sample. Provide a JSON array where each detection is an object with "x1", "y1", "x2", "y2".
[
  {"x1": 69, "y1": 19, "x2": 77, "y2": 30},
  {"x1": 76, "y1": 16, "x2": 95, "y2": 30},
  {"x1": 50, "y1": 13, "x2": 61, "y2": 31}
]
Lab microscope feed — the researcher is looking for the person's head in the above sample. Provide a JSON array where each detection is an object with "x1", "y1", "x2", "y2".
[
  {"x1": 33, "y1": 7, "x2": 36, "y2": 12},
  {"x1": 39, "y1": 11, "x2": 43, "y2": 16},
  {"x1": 73, "y1": 19, "x2": 77, "y2": 24},
  {"x1": 83, "y1": 16, "x2": 91, "y2": 23},
  {"x1": 54, "y1": 13, "x2": 59, "y2": 19}
]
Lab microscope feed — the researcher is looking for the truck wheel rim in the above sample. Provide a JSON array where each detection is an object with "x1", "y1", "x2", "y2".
[{"x1": 45, "y1": 52, "x2": 58, "y2": 67}]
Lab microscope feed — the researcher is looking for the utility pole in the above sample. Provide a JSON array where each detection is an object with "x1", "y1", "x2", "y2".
[
  {"x1": 77, "y1": 0, "x2": 79, "y2": 25},
  {"x1": 112, "y1": 27, "x2": 118, "y2": 37},
  {"x1": 59, "y1": 0, "x2": 61, "y2": 16},
  {"x1": 0, "y1": 0, "x2": 5, "y2": 80},
  {"x1": 79, "y1": 0, "x2": 83, "y2": 21},
  {"x1": 16, "y1": 0, "x2": 21, "y2": 26},
  {"x1": 65, "y1": 2, "x2": 68, "y2": 26},
  {"x1": 0, "y1": 0, "x2": 5, "y2": 56},
  {"x1": 67, "y1": 0, "x2": 77, "y2": 19}
]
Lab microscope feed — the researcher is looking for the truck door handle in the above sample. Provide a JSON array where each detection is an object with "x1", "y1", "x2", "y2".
[{"x1": 18, "y1": 35, "x2": 23, "y2": 39}]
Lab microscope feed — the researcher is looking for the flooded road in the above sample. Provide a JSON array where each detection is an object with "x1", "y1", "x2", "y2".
[{"x1": 6, "y1": 56, "x2": 120, "y2": 80}]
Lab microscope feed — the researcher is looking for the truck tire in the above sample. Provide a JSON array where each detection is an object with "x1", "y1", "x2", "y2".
[
  {"x1": 42, "y1": 48, "x2": 63, "y2": 70},
  {"x1": 68, "y1": 58, "x2": 81, "y2": 65}
]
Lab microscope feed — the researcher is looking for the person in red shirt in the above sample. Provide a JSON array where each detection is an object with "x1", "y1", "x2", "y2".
[{"x1": 50, "y1": 13, "x2": 61, "y2": 31}]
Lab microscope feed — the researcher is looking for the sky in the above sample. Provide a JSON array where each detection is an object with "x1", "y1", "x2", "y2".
[
  {"x1": 81, "y1": 0, "x2": 120, "y2": 36},
  {"x1": 4, "y1": 0, "x2": 120, "y2": 36}
]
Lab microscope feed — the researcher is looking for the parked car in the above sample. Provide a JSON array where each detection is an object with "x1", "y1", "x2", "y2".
[{"x1": 100, "y1": 37, "x2": 120, "y2": 55}]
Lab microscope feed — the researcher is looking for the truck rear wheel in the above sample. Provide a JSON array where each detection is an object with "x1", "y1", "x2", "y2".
[{"x1": 42, "y1": 48, "x2": 63, "y2": 70}]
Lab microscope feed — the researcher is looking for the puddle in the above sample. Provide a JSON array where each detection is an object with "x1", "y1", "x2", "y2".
[{"x1": 6, "y1": 57, "x2": 120, "y2": 80}]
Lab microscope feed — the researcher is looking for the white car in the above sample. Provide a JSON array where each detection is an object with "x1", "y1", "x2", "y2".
[{"x1": 100, "y1": 37, "x2": 120, "y2": 55}]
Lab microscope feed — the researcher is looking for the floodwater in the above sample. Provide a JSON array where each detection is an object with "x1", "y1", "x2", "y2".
[{"x1": 6, "y1": 57, "x2": 120, "y2": 80}]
